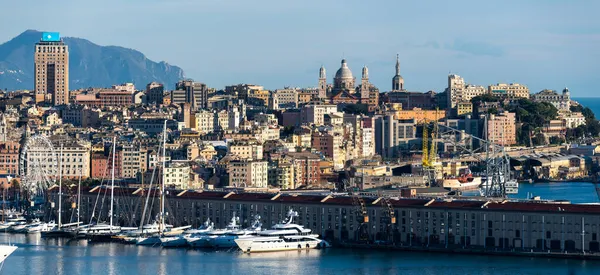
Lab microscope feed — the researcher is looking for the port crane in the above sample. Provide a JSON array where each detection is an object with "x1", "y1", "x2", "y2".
[
  {"x1": 421, "y1": 111, "x2": 440, "y2": 187},
  {"x1": 352, "y1": 195, "x2": 370, "y2": 241},
  {"x1": 421, "y1": 112, "x2": 513, "y2": 197},
  {"x1": 435, "y1": 116, "x2": 513, "y2": 197}
]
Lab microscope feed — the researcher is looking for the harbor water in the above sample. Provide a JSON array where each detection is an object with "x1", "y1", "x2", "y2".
[
  {"x1": 1, "y1": 182, "x2": 599, "y2": 275},
  {"x1": 1, "y1": 233, "x2": 600, "y2": 275},
  {"x1": 462, "y1": 181, "x2": 600, "y2": 204}
]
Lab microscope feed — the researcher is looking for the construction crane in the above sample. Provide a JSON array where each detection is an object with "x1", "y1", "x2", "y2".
[{"x1": 422, "y1": 109, "x2": 440, "y2": 186}]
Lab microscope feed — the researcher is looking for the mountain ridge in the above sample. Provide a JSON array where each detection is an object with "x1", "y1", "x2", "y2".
[{"x1": 0, "y1": 30, "x2": 185, "y2": 91}]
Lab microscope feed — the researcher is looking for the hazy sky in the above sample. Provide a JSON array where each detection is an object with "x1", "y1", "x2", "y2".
[{"x1": 2, "y1": 0, "x2": 599, "y2": 96}]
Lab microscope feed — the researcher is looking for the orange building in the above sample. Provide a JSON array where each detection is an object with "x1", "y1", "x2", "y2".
[
  {"x1": 91, "y1": 151, "x2": 122, "y2": 179},
  {"x1": 0, "y1": 141, "x2": 19, "y2": 176},
  {"x1": 392, "y1": 107, "x2": 446, "y2": 123}
]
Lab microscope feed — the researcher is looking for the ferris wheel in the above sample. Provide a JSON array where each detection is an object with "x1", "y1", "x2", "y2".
[{"x1": 19, "y1": 135, "x2": 59, "y2": 195}]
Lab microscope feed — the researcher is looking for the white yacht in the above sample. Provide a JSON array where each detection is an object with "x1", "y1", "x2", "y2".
[
  {"x1": 187, "y1": 215, "x2": 240, "y2": 248},
  {"x1": 234, "y1": 210, "x2": 331, "y2": 253},
  {"x1": 161, "y1": 219, "x2": 214, "y2": 247},
  {"x1": 135, "y1": 234, "x2": 162, "y2": 246},
  {"x1": 0, "y1": 216, "x2": 26, "y2": 231},
  {"x1": 25, "y1": 221, "x2": 57, "y2": 233},
  {"x1": 183, "y1": 218, "x2": 214, "y2": 235},
  {"x1": 208, "y1": 215, "x2": 262, "y2": 248},
  {"x1": 0, "y1": 245, "x2": 17, "y2": 264}
]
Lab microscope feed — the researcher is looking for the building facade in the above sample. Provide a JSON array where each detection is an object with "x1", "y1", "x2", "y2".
[
  {"x1": 35, "y1": 32, "x2": 69, "y2": 105},
  {"x1": 146, "y1": 82, "x2": 165, "y2": 105},
  {"x1": 487, "y1": 112, "x2": 517, "y2": 146},
  {"x1": 489, "y1": 83, "x2": 530, "y2": 99},
  {"x1": 228, "y1": 160, "x2": 268, "y2": 188},
  {"x1": 375, "y1": 115, "x2": 418, "y2": 159},
  {"x1": 531, "y1": 88, "x2": 571, "y2": 111}
]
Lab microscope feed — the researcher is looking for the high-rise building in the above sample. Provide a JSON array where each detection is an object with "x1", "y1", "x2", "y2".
[
  {"x1": 35, "y1": 32, "x2": 69, "y2": 105},
  {"x1": 374, "y1": 115, "x2": 418, "y2": 159},
  {"x1": 173, "y1": 80, "x2": 208, "y2": 109},
  {"x1": 446, "y1": 74, "x2": 486, "y2": 109},
  {"x1": 487, "y1": 112, "x2": 517, "y2": 146}
]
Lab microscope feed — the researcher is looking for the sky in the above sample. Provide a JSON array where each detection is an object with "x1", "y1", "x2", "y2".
[{"x1": 1, "y1": 0, "x2": 599, "y2": 96}]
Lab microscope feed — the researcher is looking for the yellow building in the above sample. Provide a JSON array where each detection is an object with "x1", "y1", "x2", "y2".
[
  {"x1": 393, "y1": 108, "x2": 446, "y2": 123},
  {"x1": 456, "y1": 101, "x2": 473, "y2": 116},
  {"x1": 489, "y1": 83, "x2": 530, "y2": 99},
  {"x1": 248, "y1": 89, "x2": 270, "y2": 107},
  {"x1": 298, "y1": 92, "x2": 312, "y2": 104}
]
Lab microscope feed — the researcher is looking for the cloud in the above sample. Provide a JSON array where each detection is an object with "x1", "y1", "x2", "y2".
[{"x1": 445, "y1": 39, "x2": 505, "y2": 57}]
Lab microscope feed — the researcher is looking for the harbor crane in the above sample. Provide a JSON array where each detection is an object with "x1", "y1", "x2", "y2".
[{"x1": 422, "y1": 114, "x2": 514, "y2": 198}]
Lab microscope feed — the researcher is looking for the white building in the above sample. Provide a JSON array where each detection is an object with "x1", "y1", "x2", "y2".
[
  {"x1": 446, "y1": 74, "x2": 487, "y2": 108},
  {"x1": 24, "y1": 137, "x2": 91, "y2": 179},
  {"x1": 112, "y1": 83, "x2": 136, "y2": 93},
  {"x1": 269, "y1": 89, "x2": 298, "y2": 110},
  {"x1": 163, "y1": 161, "x2": 191, "y2": 189},
  {"x1": 562, "y1": 112, "x2": 586, "y2": 129},
  {"x1": 194, "y1": 111, "x2": 215, "y2": 134},
  {"x1": 229, "y1": 141, "x2": 263, "y2": 160},
  {"x1": 228, "y1": 108, "x2": 241, "y2": 130},
  {"x1": 228, "y1": 160, "x2": 268, "y2": 188},
  {"x1": 256, "y1": 126, "x2": 280, "y2": 142},
  {"x1": 531, "y1": 88, "x2": 571, "y2": 111},
  {"x1": 301, "y1": 103, "x2": 338, "y2": 126}
]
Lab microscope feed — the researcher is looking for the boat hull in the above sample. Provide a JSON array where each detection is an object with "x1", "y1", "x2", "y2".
[
  {"x1": 235, "y1": 238, "x2": 330, "y2": 253},
  {"x1": 186, "y1": 236, "x2": 212, "y2": 248},
  {"x1": 41, "y1": 230, "x2": 75, "y2": 238},
  {"x1": 0, "y1": 245, "x2": 17, "y2": 263},
  {"x1": 160, "y1": 237, "x2": 187, "y2": 247},
  {"x1": 136, "y1": 236, "x2": 162, "y2": 246},
  {"x1": 441, "y1": 177, "x2": 482, "y2": 191}
]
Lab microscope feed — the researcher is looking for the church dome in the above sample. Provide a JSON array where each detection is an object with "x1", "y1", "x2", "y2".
[{"x1": 335, "y1": 59, "x2": 354, "y2": 80}]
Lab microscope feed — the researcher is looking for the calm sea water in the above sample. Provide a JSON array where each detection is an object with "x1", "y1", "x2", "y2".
[
  {"x1": 511, "y1": 182, "x2": 600, "y2": 203},
  {"x1": 461, "y1": 182, "x2": 600, "y2": 204},
  {"x1": 1, "y1": 233, "x2": 599, "y2": 275}
]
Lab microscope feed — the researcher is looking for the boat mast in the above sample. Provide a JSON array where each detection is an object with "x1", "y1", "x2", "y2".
[
  {"x1": 160, "y1": 120, "x2": 167, "y2": 233},
  {"x1": 109, "y1": 136, "x2": 116, "y2": 231},
  {"x1": 77, "y1": 168, "x2": 82, "y2": 227},
  {"x1": 58, "y1": 144, "x2": 63, "y2": 230}
]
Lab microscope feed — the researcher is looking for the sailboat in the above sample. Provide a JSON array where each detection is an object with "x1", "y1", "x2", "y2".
[
  {"x1": 136, "y1": 120, "x2": 169, "y2": 246},
  {"x1": 86, "y1": 136, "x2": 124, "y2": 241}
]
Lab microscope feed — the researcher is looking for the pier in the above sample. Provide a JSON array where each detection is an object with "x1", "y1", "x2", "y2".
[{"x1": 47, "y1": 186, "x2": 600, "y2": 259}]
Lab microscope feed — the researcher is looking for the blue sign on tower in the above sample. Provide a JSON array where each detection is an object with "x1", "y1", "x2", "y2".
[{"x1": 41, "y1": 32, "x2": 61, "y2": 42}]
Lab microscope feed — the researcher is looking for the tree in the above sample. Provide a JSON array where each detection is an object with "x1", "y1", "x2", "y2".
[
  {"x1": 587, "y1": 120, "x2": 600, "y2": 136},
  {"x1": 549, "y1": 136, "x2": 564, "y2": 145},
  {"x1": 471, "y1": 94, "x2": 498, "y2": 106},
  {"x1": 342, "y1": 104, "x2": 369, "y2": 115}
]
